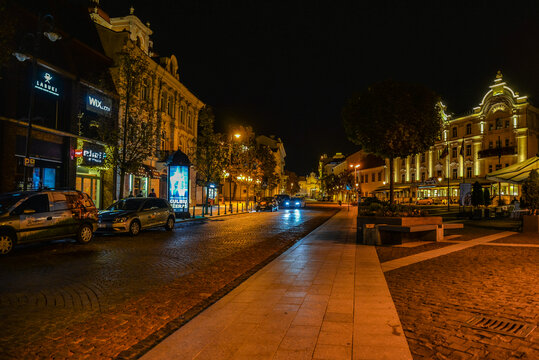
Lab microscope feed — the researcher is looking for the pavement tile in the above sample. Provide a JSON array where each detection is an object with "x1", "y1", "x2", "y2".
[{"x1": 312, "y1": 344, "x2": 352, "y2": 360}]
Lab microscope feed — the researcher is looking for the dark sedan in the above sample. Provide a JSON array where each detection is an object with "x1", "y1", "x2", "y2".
[
  {"x1": 282, "y1": 197, "x2": 306, "y2": 209},
  {"x1": 256, "y1": 197, "x2": 278, "y2": 212},
  {"x1": 97, "y1": 198, "x2": 175, "y2": 236}
]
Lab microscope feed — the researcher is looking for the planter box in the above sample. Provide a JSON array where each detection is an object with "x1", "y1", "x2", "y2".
[
  {"x1": 357, "y1": 216, "x2": 443, "y2": 245},
  {"x1": 522, "y1": 215, "x2": 539, "y2": 233}
]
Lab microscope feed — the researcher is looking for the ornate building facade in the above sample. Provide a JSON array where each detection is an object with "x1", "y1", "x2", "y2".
[{"x1": 377, "y1": 72, "x2": 539, "y2": 204}]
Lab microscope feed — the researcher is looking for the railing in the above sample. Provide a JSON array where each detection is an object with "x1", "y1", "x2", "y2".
[{"x1": 478, "y1": 146, "x2": 516, "y2": 159}]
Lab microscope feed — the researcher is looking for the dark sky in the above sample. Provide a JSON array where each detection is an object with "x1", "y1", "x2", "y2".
[{"x1": 101, "y1": 0, "x2": 539, "y2": 175}]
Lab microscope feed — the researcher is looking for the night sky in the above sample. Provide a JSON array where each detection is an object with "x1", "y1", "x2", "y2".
[{"x1": 101, "y1": 0, "x2": 539, "y2": 175}]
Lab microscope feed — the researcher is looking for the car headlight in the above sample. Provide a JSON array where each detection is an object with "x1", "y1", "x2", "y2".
[
  {"x1": 113, "y1": 216, "x2": 128, "y2": 223},
  {"x1": 285, "y1": 201, "x2": 289, "y2": 205},
  {"x1": 295, "y1": 202, "x2": 300, "y2": 205}
]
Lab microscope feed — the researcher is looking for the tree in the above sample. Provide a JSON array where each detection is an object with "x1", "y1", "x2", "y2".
[
  {"x1": 255, "y1": 145, "x2": 279, "y2": 197},
  {"x1": 104, "y1": 44, "x2": 159, "y2": 199},
  {"x1": 483, "y1": 188, "x2": 491, "y2": 207},
  {"x1": 342, "y1": 81, "x2": 443, "y2": 205},
  {"x1": 522, "y1": 169, "x2": 539, "y2": 214},
  {"x1": 230, "y1": 126, "x2": 263, "y2": 207},
  {"x1": 471, "y1": 181, "x2": 484, "y2": 207},
  {"x1": 191, "y1": 106, "x2": 229, "y2": 210},
  {"x1": 285, "y1": 171, "x2": 300, "y2": 195}
]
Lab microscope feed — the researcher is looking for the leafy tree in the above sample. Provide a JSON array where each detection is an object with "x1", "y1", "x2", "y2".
[
  {"x1": 285, "y1": 171, "x2": 300, "y2": 195},
  {"x1": 522, "y1": 169, "x2": 539, "y2": 214},
  {"x1": 484, "y1": 187, "x2": 493, "y2": 207},
  {"x1": 342, "y1": 81, "x2": 443, "y2": 204},
  {"x1": 191, "y1": 106, "x2": 229, "y2": 210},
  {"x1": 230, "y1": 126, "x2": 263, "y2": 207},
  {"x1": 321, "y1": 173, "x2": 339, "y2": 197},
  {"x1": 255, "y1": 145, "x2": 279, "y2": 196},
  {"x1": 471, "y1": 181, "x2": 484, "y2": 207},
  {"x1": 104, "y1": 44, "x2": 159, "y2": 199}
]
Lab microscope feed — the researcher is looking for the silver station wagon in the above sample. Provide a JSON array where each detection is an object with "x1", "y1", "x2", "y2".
[
  {"x1": 97, "y1": 197, "x2": 175, "y2": 236},
  {"x1": 0, "y1": 190, "x2": 98, "y2": 255}
]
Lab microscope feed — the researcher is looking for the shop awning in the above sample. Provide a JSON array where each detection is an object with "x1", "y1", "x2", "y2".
[{"x1": 486, "y1": 156, "x2": 539, "y2": 185}]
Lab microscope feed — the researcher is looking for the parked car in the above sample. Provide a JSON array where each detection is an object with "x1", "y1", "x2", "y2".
[
  {"x1": 0, "y1": 190, "x2": 98, "y2": 255},
  {"x1": 256, "y1": 197, "x2": 278, "y2": 212},
  {"x1": 274, "y1": 194, "x2": 290, "y2": 206},
  {"x1": 416, "y1": 198, "x2": 434, "y2": 205},
  {"x1": 97, "y1": 197, "x2": 175, "y2": 236},
  {"x1": 283, "y1": 197, "x2": 306, "y2": 208}
]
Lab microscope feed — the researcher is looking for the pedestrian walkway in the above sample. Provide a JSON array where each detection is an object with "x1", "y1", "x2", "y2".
[
  {"x1": 380, "y1": 231, "x2": 515, "y2": 273},
  {"x1": 141, "y1": 209, "x2": 413, "y2": 360}
]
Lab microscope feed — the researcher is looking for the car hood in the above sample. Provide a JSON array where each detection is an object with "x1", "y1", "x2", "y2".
[{"x1": 98, "y1": 210, "x2": 136, "y2": 220}]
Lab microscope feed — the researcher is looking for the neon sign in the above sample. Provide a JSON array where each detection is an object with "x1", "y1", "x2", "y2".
[{"x1": 86, "y1": 92, "x2": 112, "y2": 117}]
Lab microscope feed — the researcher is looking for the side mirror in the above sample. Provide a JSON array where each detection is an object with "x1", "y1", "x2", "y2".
[{"x1": 23, "y1": 209, "x2": 36, "y2": 214}]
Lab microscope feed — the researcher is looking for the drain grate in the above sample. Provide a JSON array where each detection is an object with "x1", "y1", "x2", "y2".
[{"x1": 464, "y1": 315, "x2": 536, "y2": 338}]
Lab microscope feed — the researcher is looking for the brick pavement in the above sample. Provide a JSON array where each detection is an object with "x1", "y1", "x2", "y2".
[{"x1": 382, "y1": 232, "x2": 539, "y2": 360}]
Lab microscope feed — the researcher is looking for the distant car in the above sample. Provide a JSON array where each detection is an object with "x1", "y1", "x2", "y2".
[
  {"x1": 274, "y1": 194, "x2": 290, "y2": 206},
  {"x1": 256, "y1": 197, "x2": 278, "y2": 212},
  {"x1": 283, "y1": 197, "x2": 306, "y2": 209},
  {"x1": 0, "y1": 190, "x2": 98, "y2": 255},
  {"x1": 416, "y1": 198, "x2": 434, "y2": 205},
  {"x1": 97, "y1": 198, "x2": 175, "y2": 236}
]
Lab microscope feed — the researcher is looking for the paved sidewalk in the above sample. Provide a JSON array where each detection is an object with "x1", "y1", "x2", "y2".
[{"x1": 141, "y1": 209, "x2": 412, "y2": 360}]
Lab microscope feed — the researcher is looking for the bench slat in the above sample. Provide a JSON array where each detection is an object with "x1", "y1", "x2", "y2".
[{"x1": 378, "y1": 224, "x2": 438, "y2": 232}]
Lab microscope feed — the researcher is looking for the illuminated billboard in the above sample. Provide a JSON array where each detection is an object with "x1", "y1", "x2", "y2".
[{"x1": 168, "y1": 165, "x2": 189, "y2": 210}]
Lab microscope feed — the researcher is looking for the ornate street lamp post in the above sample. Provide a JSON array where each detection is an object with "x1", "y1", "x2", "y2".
[{"x1": 13, "y1": 14, "x2": 61, "y2": 190}]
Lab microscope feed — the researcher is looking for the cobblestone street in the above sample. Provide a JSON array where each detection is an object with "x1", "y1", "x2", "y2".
[
  {"x1": 382, "y1": 228, "x2": 539, "y2": 360},
  {"x1": 0, "y1": 206, "x2": 337, "y2": 359}
]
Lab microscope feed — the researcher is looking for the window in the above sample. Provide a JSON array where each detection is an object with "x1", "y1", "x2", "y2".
[
  {"x1": 489, "y1": 123, "x2": 493, "y2": 131},
  {"x1": 489, "y1": 141, "x2": 493, "y2": 149},
  {"x1": 505, "y1": 120, "x2": 510, "y2": 128},
  {"x1": 505, "y1": 163, "x2": 509, "y2": 168},
  {"x1": 180, "y1": 106, "x2": 185, "y2": 124},
  {"x1": 411, "y1": 173, "x2": 415, "y2": 182},
  {"x1": 488, "y1": 165, "x2": 493, "y2": 173},
  {"x1": 421, "y1": 172, "x2": 426, "y2": 181},
  {"x1": 452, "y1": 169, "x2": 458, "y2": 179},
  {"x1": 161, "y1": 130, "x2": 167, "y2": 151},
  {"x1": 466, "y1": 144, "x2": 471, "y2": 156},
  {"x1": 496, "y1": 118, "x2": 502, "y2": 130},
  {"x1": 365, "y1": 175, "x2": 368, "y2": 183},
  {"x1": 187, "y1": 112, "x2": 192, "y2": 128},
  {"x1": 14, "y1": 194, "x2": 49, "y2": 214},
  {"x1": 141, "y1": 79, "x2": 150, "y2": 100},
  {"x1": 437, "y1": 170, "x2": 442, "y2": 178},
  {"x1": 371, "y1": 173, "x2": 375, "y2": 182},
  {"x1": 167, "y1": 95, "x2": 174, "y2": 116},
  {"x1": 378, "y1": 172, "x2": 381, "y2": 181},
  {"x1": 505, "y1": 138, "x2": 509, "y2": 147},
  {"x1": 466, "y1": 123, "x2": 472, "y2": 135},
  {"x1": 466, "y1": 167, "x2": 472, "y2": 178},
  {"x1": 496, "y1": 164, "x2": 502, "y2": 170},
  {"x1": 452, "y1": 147, "x2": 457, "y2": 158},
  {"x1": 157, "y1": 199, "x2": 170, "y2": 209},
  {"x1": 452, "y1": 127, "x2": 457, "y2": 137},
  {"x1": 160, "y1": 92, "x2": 167, "y2": 111},
  {"x1": 401, "y1": 158, "x2": 405, "y2": 166},
  {"x1": 421, "y1": 153, "x2": 425, "y2": 163},
  {"x1": 401, "y1": 174, "x2": 406, "y2": 183}
]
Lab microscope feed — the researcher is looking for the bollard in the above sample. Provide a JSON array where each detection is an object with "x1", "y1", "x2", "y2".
[
  {"x1": 242, "y1": 203, "x2": 244, "y2": 212},
  {"x1": 193, "y1": 205, "x2": 196, "y2": 218},
  {"x1": 236, "y1": 202, "x2": 238, "y2": 213},
  {"x1": 218, "y1": 204, "x2": 220, "y2": 216},
  {"x1": 210, "y1": 205, "x2": 213, "y2": 216}
]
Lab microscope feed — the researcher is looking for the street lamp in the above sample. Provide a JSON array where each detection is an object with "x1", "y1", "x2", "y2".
[
  {"x1": 13, "y1": 14, "x2": 61, "y2": 190},
  {"x1": 229, "y1": 133, "x2": 241, "y2": 211}
]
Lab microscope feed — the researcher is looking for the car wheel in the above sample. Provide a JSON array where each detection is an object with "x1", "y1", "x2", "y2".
[
  {"x1": 165, "y1": 216, "x2": 175, "y2": 231},
  {"x1": 129, "y1": 220, "x2": 141, "y2": 236},
  {"x1": 77, "y1": 223, "x2": 94, "y2": 244},
  {"x1": 0, "y1": 231, "x2": 15, "y2": 255}
]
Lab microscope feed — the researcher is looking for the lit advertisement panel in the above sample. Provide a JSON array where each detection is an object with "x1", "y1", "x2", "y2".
[{"x1": 169, "y1": 165, "x2": 189, "y2": 210}]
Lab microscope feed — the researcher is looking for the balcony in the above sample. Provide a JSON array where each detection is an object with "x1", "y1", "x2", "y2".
[{"x1": 478, "y1": 146, "x2": 516, "y2": 159}]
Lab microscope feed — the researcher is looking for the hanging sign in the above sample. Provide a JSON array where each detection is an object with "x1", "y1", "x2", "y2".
[{"x1": 35, "y1": 70, "x2": 60, "y2": 96}]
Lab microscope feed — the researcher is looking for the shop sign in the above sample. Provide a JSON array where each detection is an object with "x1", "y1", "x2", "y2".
[
  {"x1": 168, "y1": 165, "x2": 189, "y2": 210},
  {"x1": 35, "y1": 70, "x2": 60, "y2": 96},
  {"x1": 79, "y1": 143, "x2": 106, "y2": 166},
  {"x1": 24, "y1": 157, "x2": 35, "y2": 168},
  {"x1": 86, "y1": 92, "x2": 112, "y2": 117}
]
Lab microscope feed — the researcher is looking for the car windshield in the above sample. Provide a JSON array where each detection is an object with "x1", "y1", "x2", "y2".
[
  {"x1": 107, "y1": 198, "x2": 145, "y2": 211},
  {"x1": 0, "y1": 195, "x2": 24, "y2": 215}
]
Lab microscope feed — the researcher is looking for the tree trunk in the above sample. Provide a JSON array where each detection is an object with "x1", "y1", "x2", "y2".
[
  {"x1": 119, "y1": 168, "x2": 126, "y2": 199},
  {"x1": 205, "y1": 185, "x2": 210, "y2": 214},
  {"x1": 389, "y1": 157, "x2": 394, "y2": 205}
]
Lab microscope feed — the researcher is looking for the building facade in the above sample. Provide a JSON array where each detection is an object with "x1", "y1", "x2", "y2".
[
  {"x1": 0, "y1": 2, "x2": 118, "y2": 208},
  {"x1": 90, "y1": 4, "x2": 204, "y2": 202},
  {"x1": 376, "y1": 72, "x2": 539, "y2": 204}
]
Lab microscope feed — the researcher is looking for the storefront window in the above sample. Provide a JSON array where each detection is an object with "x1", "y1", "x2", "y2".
[{"x1": 32, "y1": 167, "x2": 56, "y2": 190}]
